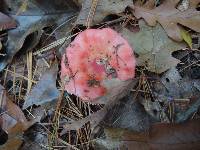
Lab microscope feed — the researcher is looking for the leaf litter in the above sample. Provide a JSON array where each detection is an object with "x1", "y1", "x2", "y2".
[
  {"x1": 0, "y1": 12, "x2": 16, "y2": 31},
  {"x1": 0, "y1": 84, "x2": 40, "y2": 150},
  {"x1": 0, "y1": 0, "x2": 200, "y2": 149},
  {"x1": 76, "y1": 0, "x2": 133, "y2": 26},
  {"x1": 23, "y1": 62, "x2": 59, "y2": 109},
  {"x1": 120, "y1": 20, "x2": 186, "y2": 73},
  {"x1": 94, "y1": 119, "x2": 200, "y2": 149},
  {"x1": 132, "y1": 0, "x2": 200, "y2": 41}
]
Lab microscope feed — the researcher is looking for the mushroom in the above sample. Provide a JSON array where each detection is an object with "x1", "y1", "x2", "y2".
[{"x1": 61, "y1": 28, "x2": 136, "y2": 102}]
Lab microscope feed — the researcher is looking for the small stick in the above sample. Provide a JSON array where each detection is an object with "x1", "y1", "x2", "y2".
[{"x1": 86, "y1": 0, "x2": 99, "y2": 28}]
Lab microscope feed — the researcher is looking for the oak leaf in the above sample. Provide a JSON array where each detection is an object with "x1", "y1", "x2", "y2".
[{"x1": 132, "y1": 0, "x2": 200, "y2": 41}]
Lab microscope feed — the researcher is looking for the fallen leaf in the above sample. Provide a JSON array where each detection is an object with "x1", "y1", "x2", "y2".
[
  {"x1": 0, "y1": 12, "x2": 16, "y2": 31},
  {"x1": 23, "y1": 62, "x2": 59, "y2": 109},
  {"x1": 192, "y1": 33, "x2": 200, "y2": 49},
  {"x1": 140, "y1": 67, "x2": 200, "y2": 121},
  {"x1": 0, "y1": 127, "x2": 8, "y2": 145},
  {"x1": 120, "y1": 20, "x2": 186, "y2": 73},
  {"x1": 0, "y1": 85, "x2": 27, "y2": 130},
  {"x1": 19, "y1": 123, "x2": 48, "y2": 150},
  {"x1": 0, "y1": 85, "x2": 36, "y2": 150},
  {"x1": 94, "y1": 119, "x2": 200, "y2": 150},
  {"x1": 176, "y1": 97, "x2": 200, "y2": 123},
  {"x1": 160, "y1": 67, "x2": 200, "y2": 99},
  {"x1": 134, "y1": 0, "x2": 155, "y2": 8},
  {"x1": 180, "y1": 28, "x2": 192, "y2": 48},
  {"x1": 0, "y1": 122, "x2": 26, "y2": 150},
  {"x1": 132, "y1": 0, "x2": 200, "y2": 41},
  {"x1": 102, "y1": 95, "x2": 150, "y2": 131},
  {"x1": 0, "y1": 0, "x2": 77, "y2": 71},
  {"x1": 33, "y1": 58, "x2": 50, "y2": 80},
  {"x1": 61, "y1": 80, "x2": 138, "y2": 135},
  {"x1": 76, "y1": 0, "x2": 132, "y2": 25}
]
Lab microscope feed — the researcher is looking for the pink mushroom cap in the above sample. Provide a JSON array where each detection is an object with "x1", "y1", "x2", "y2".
[{"x1": 61, "y1": 28, "x2": 136, "y2": 101}]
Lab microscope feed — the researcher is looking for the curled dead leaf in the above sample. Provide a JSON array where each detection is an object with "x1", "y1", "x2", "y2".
[
  {"x1": 94, "y1": 119, "x2": 200, "y2": 150},
  {"x1": 132, "y1": 0, "x2": 200, "y2": 41},
  {"x1": 0, "y1": 85, "x2": 27, "y2": 131},
  {"x1": 76, "y1": 0, "x2": 132, "y2": 25},
  {"x1": 0, "y1": 12, "x2": 16, "y2": 31},
  {"x1": 0, "y1": 85, "x2": 39, "y2": 149},
  {"x1": 0, "y1": 1, "x2": 77, "y2": 71}
]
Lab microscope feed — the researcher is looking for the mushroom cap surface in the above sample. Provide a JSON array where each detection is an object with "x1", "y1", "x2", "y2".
[{"x1": 61, "y1": 28, "x2": 136, "y2": 101}]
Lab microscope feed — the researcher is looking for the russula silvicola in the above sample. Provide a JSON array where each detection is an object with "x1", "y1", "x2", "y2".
[{"x1": 61, "y1": 28, "x2": 136, "y2": 101}]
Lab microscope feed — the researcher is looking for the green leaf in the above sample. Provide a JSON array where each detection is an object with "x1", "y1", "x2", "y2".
[{"x1": 180, "y1": 28, "x2": 192, "y2": 48}]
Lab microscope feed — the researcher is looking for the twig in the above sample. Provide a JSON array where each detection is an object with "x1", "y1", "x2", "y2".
[
  {"x1": 4, "y1": 68, "x2": 37, "y2": 83},
  {"x1": 179, "y1": 60, "x2": 200, "y2": 72},
  {"x1": 33, "y1": 32, "x2": 79, "y2": 56},
  {"x1": 86, "y1": 0, "x2": 99, "y2": 28},
  {"x1": 27, "y1": 51, "x2": 33, "y2": 93}
]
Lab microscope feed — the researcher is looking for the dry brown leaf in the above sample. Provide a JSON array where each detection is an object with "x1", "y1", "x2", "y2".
[
  {"x1": 0, "y1": 12, "x2": 16, "y2": 31},
  {"x1": 0, "y1": 122, "x2": 25, "y2": 150},
  {"x1": 95, "y1": 119, "x2": 200, "y2": 149},
  {"x1": 76, "y1": 0, "x2": 132, "y2": 25},
  {"x1": 133, "y1": 0, "x2": 200, "y2": 41},
  {"x1": 0, "y1": 1, "x2": 76, "y2": 71},
  {"x1": 120, "y1": 21, "x2": 186, "y2": 73},
  {"x1": 0, "y1": 85, "x2": 38, "y2": 149},
  {"x1": 0, "y1": 85, "x2": 25, "y2": 149},
  {"x1": 0, "y1": 85, "x2": 28, "y2": 130}
]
